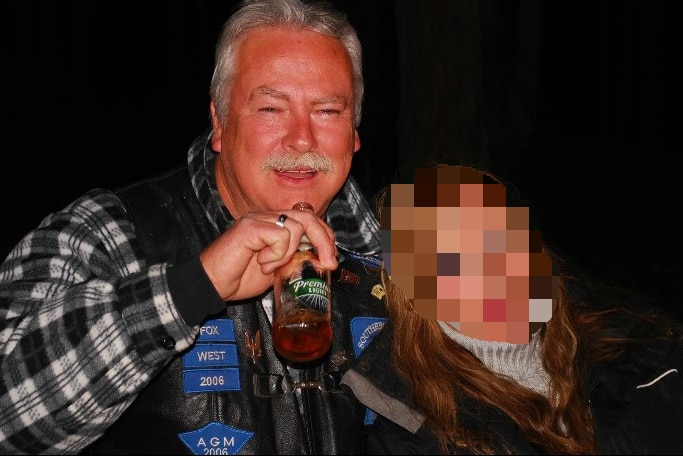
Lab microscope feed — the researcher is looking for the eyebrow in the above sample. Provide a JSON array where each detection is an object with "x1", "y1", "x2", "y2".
[
  {"x1": 251, "y1": 86, "x2": 288, "y2": 101},
  {"x1": 250, "y1": 85, "x2": 348, "y2": 106}
]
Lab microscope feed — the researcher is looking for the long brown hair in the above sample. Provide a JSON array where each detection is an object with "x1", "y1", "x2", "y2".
[{"x1": 375, "y1": 181, "x2": 681, "y2": 454}]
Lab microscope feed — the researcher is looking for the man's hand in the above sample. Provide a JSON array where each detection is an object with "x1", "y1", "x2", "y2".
[{"x1": 199, "y1": 209, "x2": 338, "y2": 301}]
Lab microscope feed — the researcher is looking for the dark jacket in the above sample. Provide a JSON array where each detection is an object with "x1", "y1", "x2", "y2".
[
  {"x1": 81, "y1": 165, "x2": 388, "y2": 455},
  {"x1": 342, "y1": 319, "x2": 683, "y2": 455}
]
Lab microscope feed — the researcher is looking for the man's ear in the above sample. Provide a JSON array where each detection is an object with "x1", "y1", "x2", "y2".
[
  {"x1": 209, "y1": 101, "x2": 223, "y2": 151},
  {"x1": 353, "y1": 129, "x2": 361, "y2": 153}
]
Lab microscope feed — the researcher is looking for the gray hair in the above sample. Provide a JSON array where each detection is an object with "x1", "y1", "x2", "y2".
[{"x1": 210, "y1": 0, "x2": 364, "y2": 127}]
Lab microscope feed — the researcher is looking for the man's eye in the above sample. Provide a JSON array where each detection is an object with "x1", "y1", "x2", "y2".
[
  {"x1": 259, "y1": 107, "x2": 279, "y2": 113},
  {"x1": 319, "y1": 109, "x2": 341, "y2": 115}
]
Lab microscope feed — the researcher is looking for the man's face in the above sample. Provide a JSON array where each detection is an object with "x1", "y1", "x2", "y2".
[
  {"x1": 211, "y1": 25, "x2": 360, "y2": 218},
  {"x1": 381, "y1": 166, "x2": 555, "y2": 343}
]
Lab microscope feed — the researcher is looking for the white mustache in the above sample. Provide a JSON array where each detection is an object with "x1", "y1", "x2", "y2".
[{"x1": 260, "y1": 152, "x2": 334, "y2": 174}]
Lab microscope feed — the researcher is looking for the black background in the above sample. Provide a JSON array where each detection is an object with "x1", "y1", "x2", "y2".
[{"x1": 3, "y1": 1, "x2": 680, "y2": 318}]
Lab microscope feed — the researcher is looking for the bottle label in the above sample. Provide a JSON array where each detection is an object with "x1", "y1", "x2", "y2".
[{"x1": 289, "y1": 278, "x2": 331, "y2": 312}]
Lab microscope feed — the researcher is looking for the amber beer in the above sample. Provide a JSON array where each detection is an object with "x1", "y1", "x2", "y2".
[
  {"x1": 272, "y1": 308, "x2": 333, "y2": 363},
  {"x1": 272, "y1": 203, "x2": 333, "y2": 363}
]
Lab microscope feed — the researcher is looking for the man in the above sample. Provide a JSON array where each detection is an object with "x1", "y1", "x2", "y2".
[{"x1": 0, "y1": 0, "x2": 385, "y2": 454}]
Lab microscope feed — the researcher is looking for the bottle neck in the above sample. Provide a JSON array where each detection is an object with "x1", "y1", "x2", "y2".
[
  {"x1": 298, "y1": 235, "x2": 313, "y2": 251},
  {"x1": 292, "y1": 202, "x2": 315, "y2": 252}
]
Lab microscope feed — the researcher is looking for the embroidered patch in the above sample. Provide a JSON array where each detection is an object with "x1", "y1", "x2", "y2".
[
  {"x1": 182, "y1": 343, "x2": 238, "y2": 369},
  {"x1": 183, "y1": 368, "x2": 240, "y2": 393},
  {"x1": 197, "y1": 319, "x2": 236, "y2": 342},
  {"x1": 350, "y1": 316, "x2": 388, "y2": 358},
  {"x1": 183, "y1": 318, "x2": 240, "y2": 393},
  {"x1": 350, "y1": 317, "x2": 387, "y2": 426},
  {"x1": 338, "y1": 268, "x2": 361, "y2": 286},
  {"x1": 178, "y1": 422, "x2": 254, "y2": 455}
]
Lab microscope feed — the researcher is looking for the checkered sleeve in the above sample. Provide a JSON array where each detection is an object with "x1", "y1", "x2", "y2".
[{"x1": 0, "y1": 189, "x2": 198, "y2": 454}]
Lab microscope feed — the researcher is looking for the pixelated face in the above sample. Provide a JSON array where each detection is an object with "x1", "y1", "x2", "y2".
[{"x1": 380, "y1": 165, "x2": 556, "y2": 343}]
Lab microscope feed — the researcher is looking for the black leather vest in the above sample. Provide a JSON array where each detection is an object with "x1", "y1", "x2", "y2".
[{"x1": 81, "y1": 166, "x2": 388, "y2": 455}]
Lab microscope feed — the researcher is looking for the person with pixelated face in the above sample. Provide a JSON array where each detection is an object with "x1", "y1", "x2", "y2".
[
  {"x1": 380, "y1": 164, "x2": 554, "y2": 344},
  {"x1": 340, "y1": 164, "x2": 683, "y2": 455}
]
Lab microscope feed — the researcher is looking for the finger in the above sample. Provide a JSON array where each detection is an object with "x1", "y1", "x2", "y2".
[
  {"x1": 256, "y1": 233, "x2": 296, "y2": 274},
  {"x1": 200, "y1": 216, "x2": 296, "y2": 299},
  {"x1": 275, "y1": 210, "x2": 338, "y2": 270}
]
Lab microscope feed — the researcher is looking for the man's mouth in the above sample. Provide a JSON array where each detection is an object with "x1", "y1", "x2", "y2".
[{"x1": 276, "y1": 169, "x2": 316, "y2": 178}]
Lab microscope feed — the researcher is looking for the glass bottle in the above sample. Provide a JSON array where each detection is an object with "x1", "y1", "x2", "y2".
[{"x1": 272, "y1": 202, "x2": 333, "y2": 363}]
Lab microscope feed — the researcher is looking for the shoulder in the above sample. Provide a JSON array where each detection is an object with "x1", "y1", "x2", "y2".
[
  {"x1": 38, "y1": 188, "x2": 131, "y2": 237},
  {"x1": 590, "y1": 334, "x2": 683, "y2": 453},
  {"x1": 591, "y1": 323, "x2": 683, "y2": 392}
]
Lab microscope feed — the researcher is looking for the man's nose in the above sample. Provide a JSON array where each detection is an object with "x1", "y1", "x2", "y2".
[{"x1": 284, "y1": 113, "x2": 317, "y2": 152}]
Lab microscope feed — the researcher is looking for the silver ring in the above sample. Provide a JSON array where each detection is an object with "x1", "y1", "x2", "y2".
[{"x1": 275, "y1": 214, "x2": 288, "y2": 228}]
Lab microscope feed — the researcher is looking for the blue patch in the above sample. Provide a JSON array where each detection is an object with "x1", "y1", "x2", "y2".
[
  {"x1": 351, "y1": 316, "x2": 388, "y2": 358},
  {"x1": 184, "y1": 318, "x2": 241, "y2": 393},
  {"x1": 183, "y1": 343, "x2": 238, "y2": 369},
  {"x1": 197, "y1": 319, "x2": 235, "y2": 342},
  {"x1": 179, "y1": 422, "x2": 254, "y2": 455},
  {"x1": 183, "y1": 368, "x2": 240, "y2": 393},
  {"x1": 345, "y1": 252, "x2": 383, "y2": 269},
  {"x1": 364, "y1": 408, "x2": 378, "y2": 426},
  {"x1": 350, "y1": 316, "x2": 387, "y2": 426}
]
